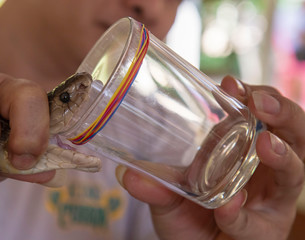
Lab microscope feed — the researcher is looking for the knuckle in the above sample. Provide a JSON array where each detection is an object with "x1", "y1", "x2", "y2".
[
  {"x1": 8, "y1": 135, "x2": 45, "y2": 157},
  {"x1": 279, "y1": 96, "x2": 305, "y2": 123},
  {"x1": 282, "y1": 150, "x2": 304, "y2": 190},
  {"x1": 0, "y1": 77, "x2": 48, "y2": 115},
  {"x1": 16, "y1": 81, "x2": 47, "y2": 102}
]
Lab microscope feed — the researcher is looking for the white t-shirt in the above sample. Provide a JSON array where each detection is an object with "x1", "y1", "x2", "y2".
[{"x1": 0, "y1": 160, "x2": 158, "y2": 240}]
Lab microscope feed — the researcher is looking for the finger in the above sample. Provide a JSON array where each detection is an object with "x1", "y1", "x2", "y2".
[
  {"x1": 116, "y1": 165, "x2": 214, "y2": 240},
  {"x1": 220, "y1": 75, "x2": 279, "y2": 103},
  {"x1": 41, "y1": 169, "x2": 67, "y2": 187},
  {"x1": 214, "y1": 190, "x2": 250, "y2": 239},
  {"x1": 1, "y1": 170, "x2": 56, "y2": 184},
  {"x1": 220, "y1": 75, "x2": 247, "y2": 103},
  {"x1": 115, "y1": 165, "x2": 181, "y2": 208},
  {"x1": 248, "y1": 91, "x2": 305, "y2": 158},
  {"x1": 0, "y1": 74, "x2": 50, "y2": 169},
  {"x1": 256, "y1": 131, "x2": 304, "y2": 203},
  {"x1": 214, "y1": 189, "x2": 288, "y2": 240},
  {"x1": 220, "y1": 75, "x2": 305, "y2": 159},
  {"x1": 215, "y1": 131, "x2": 304, "y2": 239}
]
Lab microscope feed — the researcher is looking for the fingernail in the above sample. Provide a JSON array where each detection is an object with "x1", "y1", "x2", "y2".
[
  {"x1": 269, "y1": 133, "x2": 287, "y2": 155},
  {"x1": 42, "y1": 170, "x2": 66, "y2": 188},
  {"x1": 234, "y1": 79, "x2": 246, "y2": 96},
  {"x1": 10, "y1": 153, "x2": 37, "y2": 170},
  {"x1": 115, "y1": 165, "x2": 127, "y2": 188},
  {"x1": 252, "y1": 91, "x2": 281, "y2": 115}
]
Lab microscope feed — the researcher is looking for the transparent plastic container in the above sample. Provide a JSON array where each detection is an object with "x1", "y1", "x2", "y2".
[{"x1": 59, "y1": 17, "x2": 264, "y2": 209}]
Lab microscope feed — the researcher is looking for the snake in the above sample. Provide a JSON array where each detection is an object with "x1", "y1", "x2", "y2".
[{"x1": 0, "y1": 72, "x2": 102, "y2": 176}]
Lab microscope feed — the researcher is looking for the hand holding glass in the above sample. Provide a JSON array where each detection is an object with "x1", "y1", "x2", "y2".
[{"x1": 59, "y1": 17, "x2": 264, "y2": 209}]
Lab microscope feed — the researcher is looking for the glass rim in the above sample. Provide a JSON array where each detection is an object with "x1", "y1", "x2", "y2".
[
  {"x1": 77, "y1": 17, "x2": 134, "y2": 80},
  {"x1": 61, "y1": 17, "x2": 148, "y2": 139}
]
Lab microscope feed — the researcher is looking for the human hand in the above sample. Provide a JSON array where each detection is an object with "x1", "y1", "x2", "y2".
[
  {"x1": 115, "y1": 75, "x2": 305, "y2": 240},
  {"x1": 0, "y1": 73, "x2": 55, "y2": 184}
]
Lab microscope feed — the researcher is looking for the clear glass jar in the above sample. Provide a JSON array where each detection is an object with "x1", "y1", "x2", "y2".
[{"x1": 59, "y1": 17, "x2": 265, "y2": 209}]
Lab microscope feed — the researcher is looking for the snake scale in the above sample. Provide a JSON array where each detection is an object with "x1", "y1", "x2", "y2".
[{"x1": 0, "y1": 72, "x2": 102, "y2": 175}]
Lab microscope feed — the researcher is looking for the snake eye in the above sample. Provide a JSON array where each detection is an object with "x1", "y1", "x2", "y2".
[{"x1": 59, "y1": 91, "x2": 70, "y2": 103}]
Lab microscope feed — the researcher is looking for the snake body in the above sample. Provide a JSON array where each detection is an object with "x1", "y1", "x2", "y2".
[{"x1": 0, "y1": 72, "x2": 102, "y2": 175}]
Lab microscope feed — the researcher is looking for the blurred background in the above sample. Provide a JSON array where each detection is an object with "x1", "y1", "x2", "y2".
[
  {"x1": 168, "y1": 0, "x2": 305, "y2": 110},
  {"x1": 0, "y1": 0, "x2": 304, "y2": 238}
]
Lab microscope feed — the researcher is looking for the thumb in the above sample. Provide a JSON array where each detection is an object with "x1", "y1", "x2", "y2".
[{"x1": 214, "y1": 190, "x2": 250, "y2": 239}]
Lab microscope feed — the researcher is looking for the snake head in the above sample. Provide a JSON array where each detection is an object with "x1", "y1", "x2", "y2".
[{"x1": 48, "y1": 72, "x2": 93, "y2": 135}]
